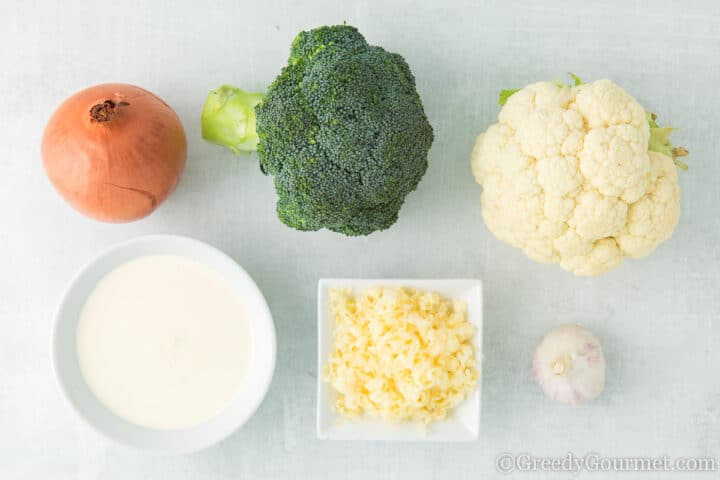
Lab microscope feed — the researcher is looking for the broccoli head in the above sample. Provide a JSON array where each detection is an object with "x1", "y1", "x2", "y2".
[{"x1": 202, "y1": 25, "x2": 434, "y2": 236}]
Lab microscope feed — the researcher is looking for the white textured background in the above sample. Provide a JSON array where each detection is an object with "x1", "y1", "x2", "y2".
[{"x1": 2, "y1": 0, "x2": 719, "y2": 478}]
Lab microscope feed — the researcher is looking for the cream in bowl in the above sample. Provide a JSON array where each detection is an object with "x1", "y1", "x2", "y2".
[
  {"x1": 53, "y1": 235, "x2": 276, "y2": 453},
  {"x1": 77, "y1": 254, "x2": 252, "y2": 430}
]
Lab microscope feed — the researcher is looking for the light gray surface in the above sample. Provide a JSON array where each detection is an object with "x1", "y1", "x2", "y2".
[{"x1": 1, "y1": 0, "x2": 719, "y2": 478}]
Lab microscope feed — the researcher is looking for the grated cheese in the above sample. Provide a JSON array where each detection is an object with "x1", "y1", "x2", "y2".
[{"x1": 324, "y1": 287, "x2": 478, "y2": 424}]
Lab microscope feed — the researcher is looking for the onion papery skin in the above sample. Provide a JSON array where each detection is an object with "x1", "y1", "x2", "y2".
[{"x1": 42, "y1": 83, "x2": 187, "y2": 222}]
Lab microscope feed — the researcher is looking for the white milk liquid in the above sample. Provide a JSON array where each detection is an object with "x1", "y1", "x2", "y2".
[{"x1": 76, "y1": 254, "x2": 252, "y2": 430}]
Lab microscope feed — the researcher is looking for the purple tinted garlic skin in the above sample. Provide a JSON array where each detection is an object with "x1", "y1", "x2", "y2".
[{"x1": 532, "y1": 324, "x2": 605, "y2": 405}]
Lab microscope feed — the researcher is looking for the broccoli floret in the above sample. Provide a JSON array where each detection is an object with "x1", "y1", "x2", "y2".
[{"x1": 202, "y1": 25, "x2": 434, "y2": 236}]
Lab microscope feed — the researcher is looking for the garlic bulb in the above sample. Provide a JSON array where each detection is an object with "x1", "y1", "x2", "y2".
[{"x1": 532, "y1": 324, "x2": 605, "y2": 405}]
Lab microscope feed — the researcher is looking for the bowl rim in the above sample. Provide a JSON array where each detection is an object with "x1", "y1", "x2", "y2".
[{"x1": 52, "y1": 234, "x2": 276, "y2": 454}]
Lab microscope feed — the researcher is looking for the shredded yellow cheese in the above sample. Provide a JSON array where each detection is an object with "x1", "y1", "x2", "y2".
[{"x1": 324, "y1": 287, "x2": 478, "y2": 424}]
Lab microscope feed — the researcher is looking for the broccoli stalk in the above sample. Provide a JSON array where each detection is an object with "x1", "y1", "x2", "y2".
[
  {"x1": 201, "y1": 85, "x2": 263, "y2": 154},
  {"x1": 201, "y1": 25, "x2": 434, "y2": 236}
]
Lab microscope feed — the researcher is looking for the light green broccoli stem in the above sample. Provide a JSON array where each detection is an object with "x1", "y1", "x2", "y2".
[
  {"x1": 648, "y1": 113, "x2": 689, "y2": 170},
  {"x1": 201, "y1": 85, "x2": 264, "y2": 154}
]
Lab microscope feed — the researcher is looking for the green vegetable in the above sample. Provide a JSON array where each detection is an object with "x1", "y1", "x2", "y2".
[
  {"x1": 202, "y1": 25, "x2": 434, "y2": 236},
  {"x1": 202, "y1": 86, "x2": 264, "y2": 154}
]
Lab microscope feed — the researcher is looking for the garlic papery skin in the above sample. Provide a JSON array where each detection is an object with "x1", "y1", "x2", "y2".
[{"x1": 532, "y1": 324, "x2": 605, "y2": 405}]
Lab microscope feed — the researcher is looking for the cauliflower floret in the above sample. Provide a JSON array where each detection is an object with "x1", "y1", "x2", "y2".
[
  {"x1": 536, "y1": 155, "x2": 582, "y2": 196},
  {"x1": 573, "y1": 79, "x2": 648, "y2": 129},
  {"x1": 580, "y1": 125, "x2": 651, "y2": 203},
  {"x1": 560, "y1": 238, "x2": 624, "y2": 277},
  {"x1": 471, "y1": 78, "x2": 683, "y2": 276},
  {"x1": 568, "y1": 190, "x2": 628, "y2": 240},
  {"x1": 616, "y1": 152, "x2": 680, "y2": 257},
  {"x1": 500, "y1": 82, "x2": 575, "y2": 129}
]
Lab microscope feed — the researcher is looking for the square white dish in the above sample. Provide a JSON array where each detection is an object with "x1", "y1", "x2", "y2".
[{"x1": 317, "y1": 278, "x2": 483, "y2": 441}]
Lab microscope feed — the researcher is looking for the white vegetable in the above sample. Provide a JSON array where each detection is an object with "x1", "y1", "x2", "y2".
[
  {"x1": 471, "y1": 79, "x2": 684, "y2": 276},
  {"x1": 532, "y1": 324, "x2": 605, "y2": 405}
]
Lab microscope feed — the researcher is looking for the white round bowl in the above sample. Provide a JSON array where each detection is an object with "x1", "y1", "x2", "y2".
[{"x1": 52, "y1": 235, "x2": 276, "y2": 454}]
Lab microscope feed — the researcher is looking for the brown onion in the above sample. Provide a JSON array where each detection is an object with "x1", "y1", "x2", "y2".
[{"x1": 42, "y1": 83, "x2": 187, "y2": 222}]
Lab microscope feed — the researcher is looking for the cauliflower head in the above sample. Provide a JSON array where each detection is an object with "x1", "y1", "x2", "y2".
[{"x1": 471, "y1": 79, "x2": 683, "y2": 276}]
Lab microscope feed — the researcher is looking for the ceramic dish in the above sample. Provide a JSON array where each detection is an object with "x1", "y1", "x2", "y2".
[
  {"x1": 317, "y1": 278, "x2": 483, "y2": 441},
  {"x1": 52, "y1": 234, "x2": 276, "y2": 454}
]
